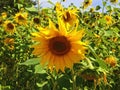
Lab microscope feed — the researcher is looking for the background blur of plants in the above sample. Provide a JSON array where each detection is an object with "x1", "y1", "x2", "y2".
[{"x1": 0, "y1": 0, "x2": 120, "y2": 90}]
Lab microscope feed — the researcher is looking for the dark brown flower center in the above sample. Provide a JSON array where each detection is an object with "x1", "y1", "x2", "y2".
[
  {"x1": 63, "y1": 11, "x2": 71, "y2": 22},
  {"x1": 18, "y1": 15, "x2": 25, "y2": 20},
  {"x1": 7, "y1": 23, "x2": 14, "y2": 30},
  {"x1": 33, "y1": 18, "x2": 40, "y2": 24},
  {"x1": 85, "y1": 1, "x2": 89, "y2": 4},
  {"x1": 49, "y1": 36, "x2": 71, "y2": 56},
  {"x1": 110, "y1": 0, "x2": 116, "y2": 2},
  {"x1": 0, "y1": 20, "x2": 3, "y2": 25}
]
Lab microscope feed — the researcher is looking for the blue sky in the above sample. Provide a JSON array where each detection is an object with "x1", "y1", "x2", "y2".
[
  {"x1": 39, "y1": 0, "x2": 103, "y2": 8},
  {"x1": 40, "y1": 0, "x2": 120, "y2": 7},
  {"x1": 34, "y1": 0, "x2": 120, "y2": 12}
]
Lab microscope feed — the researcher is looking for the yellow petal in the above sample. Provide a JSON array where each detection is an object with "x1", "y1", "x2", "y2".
[
  {"x1": 54, "y1": 56, "x2": 65, "y2": 72},
  {"x1": 63, "y1": 54, "x2": 73, "y2": 68},
  {"x1": 58, "y1": 18, "x2": 67, "y2": 35}
]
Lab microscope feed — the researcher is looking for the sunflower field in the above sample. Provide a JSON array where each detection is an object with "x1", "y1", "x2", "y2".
[{"x1": 0, "y1": 0, "x2": 120, "y2": 90}]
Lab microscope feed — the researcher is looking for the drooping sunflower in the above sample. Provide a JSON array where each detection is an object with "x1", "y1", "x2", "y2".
[
  {"x1": 32, "y1": 19, "x2": 86, "y2": 72},
  {"x1": 4, "y1": 38, "x2": 14, "y2": 50},
  {"x1": 104, "y1": 56, "x2": 117, "y2": 67},
  {"x1": 14, "y1": 12, "x2": 28, "y2": 25},
  {"x1": 3, "y1": 20, "x2": 16, "y2": 34},
  {"x1": 110, "y1": 0, "x2": 118, "y2": 3},
  {"x1": 83, "y1": 0, "x2": 92, "y2": 9}
]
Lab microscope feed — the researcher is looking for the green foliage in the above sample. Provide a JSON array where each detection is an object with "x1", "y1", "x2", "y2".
[{"x1": 0, "y1": 0, "x2": 120, "y2": 90}]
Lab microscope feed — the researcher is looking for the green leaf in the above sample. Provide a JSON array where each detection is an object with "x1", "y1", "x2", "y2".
[
  {"x1": 36, "y1": 81, "x2": 48, "y2": 87},
  {"x1": 25, "y1": 5, "x2": 38, "y2": 12},
  {"x1": 96, "y1": 59, "x2": 108, "y2": 70},
  {"x1": 34, "y1": 64, "x2": 46, "y2": 74},
  {"x1": 102, "y1": 1, "x2": 106, "y2": 6},
  {"x1": 106, "y1": 5, "x2": 112, "y2": 11},
  {"x1": 47, "y1": 0, "x2": 55, "y2": 5},
  {"x1": 104, "y1": 30, "x2": 114, "y2": 37},
  {"x1": 19, "y1": 58, "x2": 40, "y2": 66},
  {"x1": 95, "y1": 5, "x2": 101, "y2": 10},
  {"x1": 17, "y1": 3, "x2": 23, "y2": 9}
]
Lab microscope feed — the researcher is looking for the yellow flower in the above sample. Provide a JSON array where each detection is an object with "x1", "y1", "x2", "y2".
[
  {"x1": 59, "y1": 8, "x2": 78, "y2": 28},
  {"x1": 3, "y1": 21, "x2": 16, "y2": 34},
  {"x1": 55, "y1": 2, "x2": 78, "y2": 27},
  {"x1": 89, "y1": 7, "x2": 95, "y2": 12},
  {"x1": 110, "y1": 0, "x2": 118, "y2": 3},
  {"x1": 55, "y1": 2, "x2": 63, "y2": 14},
  {"x1": 14, "y1": 12, "x2": 28, "y2": 25},
  {"x1": 104, "y1": 56, "x2": 117, "y2": 67},
  {"x1": 83, "y1": 0, "x2": 92, "y2": 9},
  {"x1": 94, "y1": 33, "x2": 100, "y2": 38},
  {"x1": 4, "y1": 38, "x2": 14, "y2": 45},
  {"x1": 104, "y1": 15, "x2": 112, "y2": 25},
  {"x1": 1, "y1": 12, "x2": 7, "y2": 19},
  {"x1": 32, "y1": 19, "x2": 86, "y2": 72},
  {"x1": 4, "y1": 38, "x2": 14, "y2": 50}
]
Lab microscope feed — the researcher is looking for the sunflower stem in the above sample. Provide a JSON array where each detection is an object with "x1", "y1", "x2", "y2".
[
  {"x1": 47, "y1": 70, "x2": 58, "y2": 90},
  {"x1": 72, "y1": 70, "x2": 77, "y2": 90},
  {"x1": 88, "y1": 45, "x2": 99, "y2": 60},
  {"x1": 37, "y1": 0, "x2": 40, "y2": 14},
  {"x1": 85, "y1": 57, "x2": 94, "y2": 69}
]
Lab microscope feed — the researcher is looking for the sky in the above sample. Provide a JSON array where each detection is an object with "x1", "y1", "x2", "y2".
[
  {"x1": 37, "y1": 0, "x2": 120, "y2": 7},
  {"x1": 39, "y1": 0, "x2": 103, "y2": 8},
  {"x1": 33, "y1": 0, "x2": 120, "y2": 12}
]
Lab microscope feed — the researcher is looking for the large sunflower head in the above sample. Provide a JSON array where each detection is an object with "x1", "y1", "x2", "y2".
[
  {"x1": 14, "y1": 12, "x2": 28, "y2": 25},
  {"x1": 83, "y1": 0, "x2": 92, "y2": 9},
  {"x1": 32, "y1": 19, "x2": 87, "y2": 72},
  {"x1": 3, "y1": 20, "x2": 16, "y2": 34}
]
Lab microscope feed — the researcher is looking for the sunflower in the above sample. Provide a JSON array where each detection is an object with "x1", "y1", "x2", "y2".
[
  {"x1": 32, "y1": 19, "x2": 86, "y2": 72},
  {"x1": 110, "y1": 0, "x2": 118, "y2": 3},
  {"x1": 104, "y1": 56, "x2": 117, "y2": 67},
  {"x1": 55, "y1": 2, "x2": 78, "y2": 28},
  {"x1": 14, "y1": 12, "x2": 28, "y2": 25},
  {"x1": 59, "y1": 8, "x2": 78, "y2": 29},
  {"x1": 33, "y1": 17, "x2": 40, "y2": 24},
  {"x1": 4, "y1": 38, "x2": 14, "y2": 50},
  {"x1": 1, "y1": 12, "x2": 7, "y2": 19},
  {"x1": 3, "y1": 20, "x2": 16, "y2": 34},
  {"x1": 55, "y1": 2, "x2": 63, "y2": 14},
  {"x1": 83, "y1": 0, "x2": 92, "y2": 9},
  {"x1": 104, "y1": 15, "x2": 112, "y2": 25}
]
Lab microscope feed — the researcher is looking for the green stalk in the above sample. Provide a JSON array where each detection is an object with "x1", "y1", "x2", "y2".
[
  {"x1": 87, "y1": 45, "x2": 99, "y2": 60},
  {"x1": 85, "y1": 57, "x2": 94, "y2": 69},
  {"x1": 72, "y1": 70, "x2": 77, "y2": 90}
]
